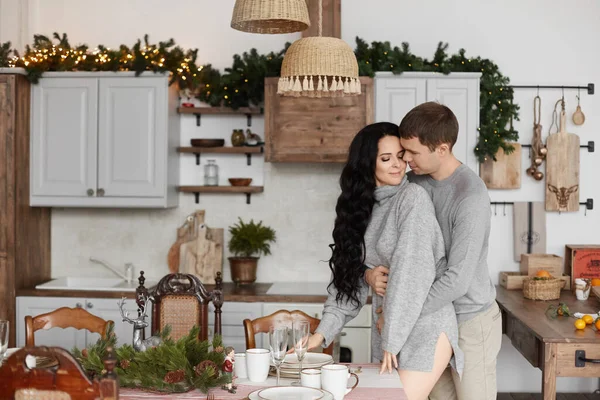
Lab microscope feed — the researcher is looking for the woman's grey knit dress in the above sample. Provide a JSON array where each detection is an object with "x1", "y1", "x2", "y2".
[{"x1": 316, "y1": 177, "x2": 464, "y2": 375}]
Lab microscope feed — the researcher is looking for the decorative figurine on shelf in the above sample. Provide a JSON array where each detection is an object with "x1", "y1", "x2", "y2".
[
  {"x1": 118, "y1": 296, "x2": 162, "y2": 352},
  {"x1": 231, "y1": 129, "x2": 246, "y2": 147},
  {"x1": 221, "y1": 346, "x2": 237, "y2": 393},
  {"x1": 245, "y1": 129, "x2": 263, "y2": 146},
  {"x1": 179, "y1": 88, "x2": 195, "y2": 108}
]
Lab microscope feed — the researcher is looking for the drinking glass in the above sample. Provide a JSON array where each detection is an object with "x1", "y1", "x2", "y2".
[
  {"x1": 269, "y1": 325, "x2": 288, "y2": 386},
  {"x1": 0, "y1": 320, "x2": 8, "y2": 362},
  {"x1": 292, "y1": 320, "x2": 310, "y2": 385}
]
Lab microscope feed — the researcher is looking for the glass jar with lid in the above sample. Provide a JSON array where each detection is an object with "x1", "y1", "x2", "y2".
[{"x1": 204, "y1": 159, "x2": 219, "y2": 186}]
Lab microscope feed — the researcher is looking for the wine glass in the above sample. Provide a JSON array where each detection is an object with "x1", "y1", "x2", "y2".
[
  {"x1": 292, "y1": 320, "x2": 310, "y2": 385},
  {"x1": 269, "y1": 325, "x2": 288, "y2": 386}
]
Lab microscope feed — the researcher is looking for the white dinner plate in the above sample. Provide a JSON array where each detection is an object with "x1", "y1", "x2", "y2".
[
  {"x1": 248, "y1": 387, "x2": 333, "y2": 400},
  {"x1": 281, "y1": 353, "x2": 332, "y2": 368}
]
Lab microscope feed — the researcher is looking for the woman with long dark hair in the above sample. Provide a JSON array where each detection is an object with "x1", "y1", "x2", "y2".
[{"x1": 310, "y1": 122, "x2": 463, "y2": 400}]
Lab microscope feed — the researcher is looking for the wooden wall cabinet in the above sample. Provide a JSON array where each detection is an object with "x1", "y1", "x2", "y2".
[
  {"x1": 264, "y1": 77, "x2": 374, "y2": 163},
  {"x1": 0, "y1": 72, "x2": 51, "y2": 346}
]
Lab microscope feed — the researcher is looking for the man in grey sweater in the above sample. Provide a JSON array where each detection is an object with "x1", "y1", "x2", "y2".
[{"x1": 366, "y1": 102, "x2": 502, "y2": 400}]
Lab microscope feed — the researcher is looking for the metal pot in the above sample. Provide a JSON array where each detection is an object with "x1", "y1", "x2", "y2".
[{"x1": 228, "y1": 257, "x2": 258, "y2": 285}]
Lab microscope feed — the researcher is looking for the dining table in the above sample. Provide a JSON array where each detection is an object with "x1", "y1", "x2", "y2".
[{"x1": 119, "y1": 363, "x2": 406, "y2": 399}]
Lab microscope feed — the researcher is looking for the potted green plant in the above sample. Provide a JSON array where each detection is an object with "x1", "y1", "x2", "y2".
[{"x1": 228, "y1": 218, "x2": 276, "y2": 285}]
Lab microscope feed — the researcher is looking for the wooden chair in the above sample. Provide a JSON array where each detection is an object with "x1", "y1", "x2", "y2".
[
  {"x1": 25, "y1": 307, "x2": 114, "y2": 347},
  {"x1": 136, "y1": 270, "x2": 223, "y2": 341},
  {"x1": 244, "y1": 310, "x2": 334, "y2": 355},
  {"x1": 0, "y1": 346, "x2": 118, "y2": 400}
]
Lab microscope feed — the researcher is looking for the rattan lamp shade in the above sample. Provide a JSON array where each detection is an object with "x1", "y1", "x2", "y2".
[
  {"x1": 278, "y1": 36, "x2": 360, "y2": 98},
  {"x1": 231, "y1": 0, "x2": 310, "y2": 34}
]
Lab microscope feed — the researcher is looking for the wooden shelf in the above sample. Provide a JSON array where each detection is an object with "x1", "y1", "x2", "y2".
[
  {"x1": 178, "y1": 146, "x2": 264, "y2": 165},
  {"x1": 177, "y1": 106, "x2": 262, "y2": 115},
  {"x1": 178, "y1": 106, "x2": 263, "y2": 127},
  {"x1": 178, "y1": 185, "x2": 264, "y2": 204}
]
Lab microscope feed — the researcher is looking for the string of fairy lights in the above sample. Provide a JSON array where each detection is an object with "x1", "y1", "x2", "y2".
[{"x1": 0, "y1": 34, "x2": 518, "y2": 163}]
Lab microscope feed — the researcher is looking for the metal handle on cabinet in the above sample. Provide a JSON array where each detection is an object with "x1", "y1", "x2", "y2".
[
  {"x1": 575, "y1": 350, "x2": 600, "y2": 367},
  {"x1": 86, "y1": 302, "x2": 93, "y2": 309},
  {"x1": 340, "y1": 332, "x2": 347, "y2": 337},
  {"x1": 87, "y1": 189, "x2": 94, "y2": 196},
  {"x1": 97, "y1": 188, "x2": 105, "y2": 197},
  {"x1": 75, "y1": 303, "x2": 83, "y2": 308}
]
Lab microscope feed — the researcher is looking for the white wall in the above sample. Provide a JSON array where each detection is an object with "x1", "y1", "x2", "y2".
[{"x1": 3, "y1": 0, "x2": 600, "y2": 393}]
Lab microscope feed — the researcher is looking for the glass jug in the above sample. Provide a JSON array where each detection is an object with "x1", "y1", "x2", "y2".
[{"x1": 204, "y1": 159, "x2": 219, "y2": 186}]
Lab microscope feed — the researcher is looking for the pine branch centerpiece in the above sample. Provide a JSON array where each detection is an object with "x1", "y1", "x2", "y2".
[{"x1": 72, "y1": 324, "x2": 229, "y2": 394}]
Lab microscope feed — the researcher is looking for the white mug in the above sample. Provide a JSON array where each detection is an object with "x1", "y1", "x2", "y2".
[
  {"x1": 301, "y1": 368, "x2": 321, "y2": 389},
  {"x1": 245, "y1": 348, "x2": 270, "y2": 382},
  {"x1": 234, "y1": 353, "x2": 247, "y2": 379},
  {"x1": 575, "y1": 278, "x2": 592, "y2": 300},
  {"x1": 321, "y1": 364, "x2": 359, "y2": 400}
]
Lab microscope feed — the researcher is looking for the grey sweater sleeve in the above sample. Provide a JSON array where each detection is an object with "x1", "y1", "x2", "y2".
[
  {"x1": 315, "y1": 277, "x2": 368, "y2": 347},
  {"x1": 420, "y1": 195, "x2": 491, "y2": 316},
  {"x1": 381, "y1": 188, "x2": 437, "y2": 355}
]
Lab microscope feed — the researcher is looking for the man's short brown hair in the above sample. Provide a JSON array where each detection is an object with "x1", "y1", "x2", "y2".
[{"x1": 398, "y1": 102, "x2": 459, "y2": 151}]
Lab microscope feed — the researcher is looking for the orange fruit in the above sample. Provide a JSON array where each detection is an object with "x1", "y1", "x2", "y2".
[
  {"x1": 583, "y1": 315, "x2": 594, "y2": 325},
  {"x1": 591, "y1": 278, "x2": 600, "y2": 287},
  {"x1": 575, "y1": 319, "x2": 586, "y2": 330},
  {"x1": 536, "y1": 270, "x2": 552, "y2": 278},
  {"x1": 595, "y1": 320, "x2": 600, "y2": 331}
]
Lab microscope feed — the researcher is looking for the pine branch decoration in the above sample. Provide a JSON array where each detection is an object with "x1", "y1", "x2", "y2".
[
  {"x1": 0, "y1": 33, "x2": 518, "y2": 161},
  {"x1": 73, "y1": 324, "x2": 228, "y2": 394}
]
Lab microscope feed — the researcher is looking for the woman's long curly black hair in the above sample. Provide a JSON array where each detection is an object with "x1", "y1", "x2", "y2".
[{"x1": 328, "y1": 122, "x2": 400, "y2": 307}]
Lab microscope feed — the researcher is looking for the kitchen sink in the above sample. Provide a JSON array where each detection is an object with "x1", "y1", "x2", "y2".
[{"x1": 35, "y1": 277, "x2": 151, "y2": 292}]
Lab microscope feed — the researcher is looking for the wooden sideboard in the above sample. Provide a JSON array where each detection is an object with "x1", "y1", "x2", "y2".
[{"x1": 497, "y1": 286, "x2": 600, "y2": 400}]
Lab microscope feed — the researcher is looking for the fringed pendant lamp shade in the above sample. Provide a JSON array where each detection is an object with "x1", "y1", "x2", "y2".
[
  {"x1": 231, "y1": 0, "x2": 310, "y2": 34},
  {"x1": 278, "y1": 0, "x2": 360, "y2": 97}
]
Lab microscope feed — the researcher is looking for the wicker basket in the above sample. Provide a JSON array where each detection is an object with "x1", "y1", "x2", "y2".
[{"x1": 522, "y1": 277, "x2": 565, "y2": 300}]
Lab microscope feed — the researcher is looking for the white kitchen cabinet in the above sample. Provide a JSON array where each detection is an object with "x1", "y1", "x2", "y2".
[
  {"x1": 262, "y1": 303, "x2": 372, "y2": 363},
  {"x1": 375, "y1": 72, "x2": 481, "y2": 173},
  {"x1": 30, "y1": 72, "x2": 180, "y2": 208},
  {"x1": 16, "y1": 296, "x2": 151, "y2": 350},
  {"x1": 209, "y1": 302, "x2": 263, "y2": 352}
]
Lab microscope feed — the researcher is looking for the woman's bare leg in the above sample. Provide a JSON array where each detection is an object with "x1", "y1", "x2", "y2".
[{"x1": 397, "y1": 333, "x2": 453, "y2": 400}]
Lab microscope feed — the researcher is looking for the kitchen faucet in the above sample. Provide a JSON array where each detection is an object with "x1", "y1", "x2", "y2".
[{"x1": 90, "y1": 257, "x2": 134, "y2": 283}]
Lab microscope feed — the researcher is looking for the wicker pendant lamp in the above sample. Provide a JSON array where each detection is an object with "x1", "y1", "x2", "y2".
[
  {"x1": 278, "y1": 0, "x2": 359, "y2": 98},
  {"x1": 231, "y1": 0, "x2": 310, "y2": 34}
]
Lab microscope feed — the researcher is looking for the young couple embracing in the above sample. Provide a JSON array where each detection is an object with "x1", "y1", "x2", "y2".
[{"x1": 310, "y1": 102, "x2": 502, "y2": 400}]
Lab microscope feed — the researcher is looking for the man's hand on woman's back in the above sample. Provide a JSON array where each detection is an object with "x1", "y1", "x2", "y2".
[{"x1": 365, "y1": 266, "x2": 390, "y2": 296}]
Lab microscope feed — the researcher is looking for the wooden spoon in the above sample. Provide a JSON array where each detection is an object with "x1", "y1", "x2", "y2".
[{"x1": 572, "y1": 95, "x2": 585, "y2": 126}]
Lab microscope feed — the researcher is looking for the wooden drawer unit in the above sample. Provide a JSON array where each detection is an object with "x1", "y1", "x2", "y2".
[
  {"x1": 505, "y1": 313, "x2": 541, "y2": 368},
  {"x1": 557, "y1": 343, "x2": 600, "y2": 377}
]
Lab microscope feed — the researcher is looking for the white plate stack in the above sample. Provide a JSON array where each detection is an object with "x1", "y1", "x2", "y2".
[{"x1": 272, "y1": 353, "x2": 333, "y2": 378}]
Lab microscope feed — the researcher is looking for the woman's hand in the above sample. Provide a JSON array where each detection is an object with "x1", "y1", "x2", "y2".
[
  {"x1": 379, "y1": 350, "x2": 398, "y2": 375},
  {"x1": 365, "y1": 266, "x2": 389, "y2": 296},
  {"x1": 288, "y1": 333, "x2": 324, "y2": 354}
]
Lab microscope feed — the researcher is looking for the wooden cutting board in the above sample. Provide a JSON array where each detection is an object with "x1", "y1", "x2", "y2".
[
  {"x1": 479, "y1": 144, "x2": 521, "y2": 189},
  {"x1": 545, "y1": 110, "x2": 580, "y2": 211},
  {"x1": 167, "y1": 214, "x2": 197, "y2": 273},
  {"x1": 179, "y1": 224, "x2": 223, "y2": 285}
]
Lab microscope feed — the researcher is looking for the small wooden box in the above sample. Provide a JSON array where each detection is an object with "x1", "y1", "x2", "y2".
[
  {"x1": 520, "y1": 254, "x2": 563, "y2": 277},
  {"x1": 565, "y1": 245, "x2": 600, "y2": 289},
  {"x1": 499, "y1": 271, "x2": 571, "y2": 290}
]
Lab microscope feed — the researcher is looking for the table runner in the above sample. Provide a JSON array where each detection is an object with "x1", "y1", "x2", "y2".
[{"x1": 120, "y1": 364, "x2": 406, "y2": 399}]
